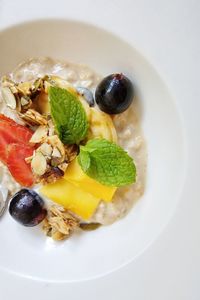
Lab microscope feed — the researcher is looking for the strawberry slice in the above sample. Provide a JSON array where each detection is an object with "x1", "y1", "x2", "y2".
[
  {"x1": 0, "y1": 114, "x2": 35, "y2": 186},
  {"x1": 0, "y1": 114, "x2": 33, "y2": 145},
  {"x1": 0, "y1": 135, "x2": 9, "y2": 163},
  {"x1": 7, "y1": 144, "x2": 35, "y2": 187},
  {"x1": 0, "y1": 123, "x2": 33, "y2": 145},
  {"x1": 0, "y1": 114, "x2": 17, "y2": 125},
  {"x1": 0, "y1": 115, "x2": 35, "y2": 163}
]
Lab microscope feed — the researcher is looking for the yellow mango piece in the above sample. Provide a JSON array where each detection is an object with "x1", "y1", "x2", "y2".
[
  {"x1": 40, "y1": 179, "x2": 100, "y2": 220},
  {"x1": 64, "y1": 159, "x2": 117, "y2": 202}
]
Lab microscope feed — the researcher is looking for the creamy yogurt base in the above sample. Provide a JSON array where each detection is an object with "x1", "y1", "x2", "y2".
[{"x1": 0, "y1": 57, "x2": 147, "y2": 225}]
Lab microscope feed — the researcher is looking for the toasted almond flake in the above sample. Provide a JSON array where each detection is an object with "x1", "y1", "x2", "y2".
[
  {"x1": 58, "y1": 162, "x2": 68, "y2": 172},
  {"x1": 29, "y1": 126, "x2": 48, "y2": 143},
  {"x1": 1, "y1": 87, "x2": 16, "y2": 109},
  {"x1": 47, "y1": 135, "x2": 65, "y2": 157},
  {"x1": 38, "y1": 143, "x2": 52, "y2": 157},
  {"x1": 31, "y1": 152, "x2": 47, "y2": 175},
  {"x1": 32, "y1": 78, "x2": 43, "y2": 93},
  {"x1": 10, "y1": 86, "x2": 18, "y2": 93},
  {"x1": 1, "y1": 76, "x2": 15, "y2": 87},
  {"x1": 47, "y1": 119, "x2": 55, "y2": 136},
  {"x1": 52, "y1": 147, "x2": 61, "y2": 158},
  {"x1": 19, "y1": 109, "x2": 47, "y2": 126},
  {"x1": 21, "y1": 96, "x2": 30, "y2": 106},
  {"x1": 17, "y1": 82, "x2": 32, "y2": 95}
]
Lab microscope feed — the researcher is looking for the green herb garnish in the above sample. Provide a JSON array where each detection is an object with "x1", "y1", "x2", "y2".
[
  {"x1": 49, "y1": 86, "x2": 88, "y2": 144},
  {"x1": 78, "y1": 139, "x2": 136, "y2": 187}
]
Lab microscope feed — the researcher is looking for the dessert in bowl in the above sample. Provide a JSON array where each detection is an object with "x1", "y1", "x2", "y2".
[{"x1": 0, "y1": 57, "x2": 146, "y2": 240}]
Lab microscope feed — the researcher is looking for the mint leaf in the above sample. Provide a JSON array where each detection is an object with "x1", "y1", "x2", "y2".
[
  {"x1": 49, "y1": 86, "x2": 88, "y2": 144},
  {"x1": 78, "y1": 148, "x2": 91, "y2": 172},
  {"x1": 78, "y1": 139, "x2": 136, "y2": 187}
]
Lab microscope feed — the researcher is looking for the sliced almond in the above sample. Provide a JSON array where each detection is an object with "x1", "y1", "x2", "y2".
[
  {"x1": 1, "y1": 76, "x2": 15, "y2": 88},
  {"x1": 58, "y1": 162, "x2": 68, "y2": 173},
  {"x1": 21, "y1": 96, "x2": 30, "y2": 106},
  {"x1": 31, "y1": 152, "x2": 47, "y2": 176},
  {"x1": 17, "y1": 82, "x2": 32, "y2": 95},
  {"x1": 52, "y1": 147, "x2": 61, "y2": 158},
  {"x1": 38, "y1": 143, "x2": 53, "y2": 157},
  {"x1": 1, "y1": 87, "x2": 16, "y2": 109},
  {"x1": 32, "y1": 78, "x2": 43, "y2": 93},
  {"x1": 10, "y1": 86, "x2": 18, "y2": 94},
  {"x1": 19, "y1": 109, "x2": 47, "y2": 126},
  {"x1": 30, "y1": 126, "x2": 48, "y2": 143},
  {"x1": 47, "y1": 135, "x2": 65, "y2": 157},
  {"x1": 47, "y1": 119, "x2": 55, "y2": 136}
]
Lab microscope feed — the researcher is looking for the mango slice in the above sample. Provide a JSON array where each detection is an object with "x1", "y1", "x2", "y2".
[
  {"x1": 64, "y1": 159, "x2": 117, "y2": 202},
  {"x1": 40, "y1": 179, "x2": 100, "y2": 220}
]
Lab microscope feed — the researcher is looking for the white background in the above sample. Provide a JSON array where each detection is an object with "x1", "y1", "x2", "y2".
[{"x1": 0, "y1": 0, "x2": 199, "y2": 299}]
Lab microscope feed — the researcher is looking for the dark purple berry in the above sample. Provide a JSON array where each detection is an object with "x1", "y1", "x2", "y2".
[
  {"x1": 95, "y1": 73, "x2": 134, "y2": 114},
  {"x1": 9, "y1": 189, "x2": 47, "y2": 227}
]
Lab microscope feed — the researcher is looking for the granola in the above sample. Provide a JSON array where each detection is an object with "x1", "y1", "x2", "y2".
[{"x1": 42, "y1": 205, "x2": 79, "y2": 240}]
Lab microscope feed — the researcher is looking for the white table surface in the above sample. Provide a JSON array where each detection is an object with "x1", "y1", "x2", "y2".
[{"x1": 0, "y1": 0, "x2": 199, "y2": 299}]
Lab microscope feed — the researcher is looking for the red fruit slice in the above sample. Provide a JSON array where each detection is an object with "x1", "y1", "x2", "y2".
[
  {"x1": 0, "y1": 119, "x2": 34, "y2": 164},
  {"x1": 0, "y1": 114, "x2": 17, "y2": 125},
  {"x1": 0, "y1": 121, "x2": 33, "y2": 145},
  {"x1": 0, "y1": 114, "x2": 34, "y2": 142},
  {"x1": 7, "y1": 144, "x2": 35, "y2": 187},
  {"x1": 0, "y1": 134, "x2": 9, "y2": 163}
]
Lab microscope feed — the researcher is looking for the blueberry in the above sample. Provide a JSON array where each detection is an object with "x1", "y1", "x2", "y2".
[
  {"x1": 95, "y1": 73, "x2": 134, "y2": 114},
  {"x1": 9, "y1": 189, "x2": 47, "y2": 227}
]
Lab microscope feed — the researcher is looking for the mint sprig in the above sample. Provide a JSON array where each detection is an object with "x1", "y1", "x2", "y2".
[
  {"x1": 78, "y1": 139, "x2": 136, "y2": 187},
  {"x1": 49, "y1": 86, "x2": 88, "y2": 144}
]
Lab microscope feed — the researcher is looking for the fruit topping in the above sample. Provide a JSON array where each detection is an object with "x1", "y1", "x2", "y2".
[
  {"x1": 0, "y1": 114, "x2": 34, "y2": 145},
  {"x1": 95, "y1": 73, "x2": 134, "y2": 114},
  {"x1": 7, "y1": 144, "x2": 35, "y2": 187},
  {"x1": 64, "y1": 158, "x2": 117, "y2": 202},
  {"x1": 0, "y1": 115, "x2": 36, "y2": 186},
  {"x1": 40, "y1": 179, "x2": 100, "y2": 220},
  {"x1": 9, "y1": 189, "x2": 47, "y2": 226}
]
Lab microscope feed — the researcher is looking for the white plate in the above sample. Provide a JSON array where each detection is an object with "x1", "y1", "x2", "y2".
[{"x1": 0, "y1": 0, "x2": 199, "y2": 299}]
